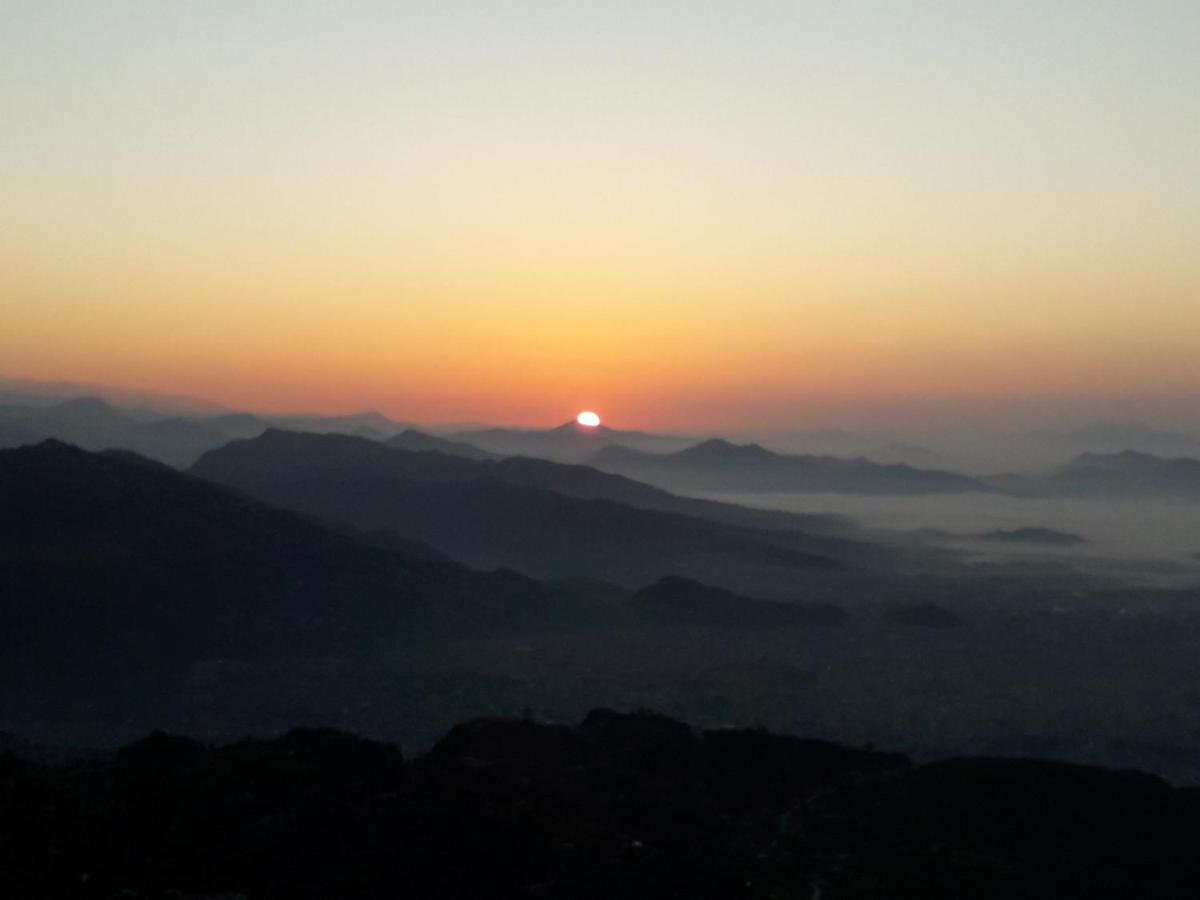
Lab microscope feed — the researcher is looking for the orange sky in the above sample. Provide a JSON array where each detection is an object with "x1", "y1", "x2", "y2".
[{"x1": 2, "y1": 3, "x2": 1197, "y2": 430}]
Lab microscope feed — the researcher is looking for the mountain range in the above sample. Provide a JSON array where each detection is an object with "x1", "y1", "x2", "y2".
[
  {"x1": 189, "y1": 430, "x2": 874, "y2": 594},
  {"x1": 388, "y1": 428, "x2": 500, "y2": 460},
  {"x1": 992, "y1": 450, "x2": 1200, "y2": 500},
  {"x1": 2, "y1": 438, "x2": 885, "y2": 742},
  {"x1": 0, "y1": 440, "x2": 580, "y2": 717},
  {"x1": 1032, "y1": 422, "x2": 1200, "y2": 459},
  {"x1": 12, "y1": 393, "x2": 1200, "y2": 502},
  {"x1": 451, "y1": 419, "x2": 693, "y2": 463},
  {"x1": 590, "y1": 438, "x2": 994, "y2": 496},
  {"x1": 0, "y1": 395, "x2": 411, "y2": 467}
]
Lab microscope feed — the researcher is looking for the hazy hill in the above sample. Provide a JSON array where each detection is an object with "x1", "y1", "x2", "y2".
[
  {"x1": 0, "y1": 396, "x2": 263, "y2": 466},
  {"x1": 381, "y1": 429, "x2": 856, "y2": 535},
  {"x1": 0, "y1": 395, "x2": 417, "y2": 467},
  {"x1": 0, "y1": 375, "x2": 225, "y2": 415},
  {"x1": 388, "y1": 427, "x2": 500, "y2": 460},
  {"x1": 0, "y1": 440, "x2": 568, "y2": 715},
  {"x1": 992, "y1": 450, "x2": 1200, "y2": 500},
  {"x1": 271, "y1": 410, "x2": 410, "y2": 437},
  {"x1": 0, "y1": 396, "x2": 136, "y2": 449},
  {"x1": 1036, "y1": 422, "x2": 1200, "y2": 459},
  {"x1": 591, "y1": 437, "x2": 993, "y2": 495},
  {"x1": 479, "y1": 454, "x2": 850, "y2": 536},
  {"x1": 980, "y1": 527, "x2": 1086, "y2": 546},
  {"x1": 191, "y1": 430, "x2": 855, "y2": 591},
  {"x1": 453, "y1": 419, "x2": 692, "y2": 463}
]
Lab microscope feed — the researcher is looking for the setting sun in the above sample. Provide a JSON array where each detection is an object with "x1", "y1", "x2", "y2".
[{"x1": 576, "y1": 411, "x2": 601, "y2": 428}]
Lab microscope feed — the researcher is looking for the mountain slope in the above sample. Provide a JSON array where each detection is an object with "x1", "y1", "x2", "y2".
[
  {"x1": 388, "y1": 428, "x2": 500, "y2": 460},
  {"x1": 191, "y1": 430, "x2": 852, "y2": 591},
  {"x1": 0, "y1": 440, "x2": 563, "y2": 710},
  {"x1": 591, "y1": 438, "x2": 993, "y2": 495}
]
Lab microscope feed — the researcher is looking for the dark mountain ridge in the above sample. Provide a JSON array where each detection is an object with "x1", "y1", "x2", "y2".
[
  {"x1": 0, "y1": 440, "x2": 568, "y2": 716},
  {"x1": 4, "y1": 709, "x2": 1199, "y2": 899}
]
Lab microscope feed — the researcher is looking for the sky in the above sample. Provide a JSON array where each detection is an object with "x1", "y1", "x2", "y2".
[{"x1": 2, "y1": 1, "x2": 1198, "y2": 430}]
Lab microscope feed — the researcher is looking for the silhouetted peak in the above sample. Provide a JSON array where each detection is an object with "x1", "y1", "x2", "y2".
[
  {"x1": 580, "y1": 708, "x2": 695, "y2": 752},
  {"x1": 429, "y1": 717, "x2": 590, "y2": 771},
  {"x1": 191, "y1": 428, "x2": 395, "y2": 480},
  {"x1": 209, "y1": 411, "x2": 263, "y2": 425},
  {"x1": 3, "y1": 441, "x2": 173, "y2": 493},
  {"x1": 7, "y1": 439, "x2": 117, "y2": 471},
  {"x1": 676, "y1": 438, "x2": 777, "y2": 464},
  {"x1": 52, "y1": 395, "x2": 119, "y2": 415},
  {"x1": 259, "y1": 426, "x2": 307, "y2": 440},
  {"x1": 386, "y1": 429, "x2": 498, "y2": 460},
  {"x1": 30, "y1": 437, "x2": 82, "y2": 454},
  {"x1": 1067, "y1": 449, "x2": 1160, "y2": 469},
  {"x1": 349, "y1": 411, "x2": 395, "y2": 428},
  {"x1": 980, "y1": 527, "x2": 1085, "y2": 546},
  {"x1": 279, "y1": 727, "x2": 404, "y2": 768},
  {"x1": 551, "y1": 420, "x2": 612, "y2": 436},
  {"x1": 1070, "y1": 421, "x2": 1145, "y2": 436},
  {"x1": 116, "y1": 731, "x2": 207, "y2": 769},
  {"x1": 243, "y1": 427, "x2": 380, "y2": 451},
  {"x1": 43, "y1": 395, "x2": 135, "y2": 428}
]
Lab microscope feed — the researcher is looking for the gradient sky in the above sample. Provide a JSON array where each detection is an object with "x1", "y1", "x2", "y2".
[{"x1": 2, "y1": 1, "x2": 1198, "y2": 429}]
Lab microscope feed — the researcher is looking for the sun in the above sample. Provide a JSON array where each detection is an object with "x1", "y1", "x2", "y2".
[{"x1": 576, "y1": 411, "x2": 601, "y2": 428}]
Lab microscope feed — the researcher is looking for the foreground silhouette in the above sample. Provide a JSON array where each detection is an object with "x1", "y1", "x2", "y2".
[{"x1": 3, "y1": 710, "x2": 1199, "y2": 899}]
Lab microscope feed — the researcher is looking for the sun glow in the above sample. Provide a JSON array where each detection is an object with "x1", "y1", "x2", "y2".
[{"x1": 576, "y1": 411, "x2": 601, "y2": 428}]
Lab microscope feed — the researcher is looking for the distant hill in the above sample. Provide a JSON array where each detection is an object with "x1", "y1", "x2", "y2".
[
  {"x1": 388, "y1": 428, "x2": 500, "y2": 460},
  {"x1": 864, "y1": 441, "x2": 952, "y2": 468},
  {"x1": 0, "y1": 395, "x2": 260, "y2": 465},
  {"x1": 452, "y1": 419, "x2": 692, "y2": 463},
  {"x1": 1034, "y1": 422, "x2": 1200, "y2": 459},
  {"x1": 270, "y1": 411, "x2": 410, "y2": 437},
  {"x1": 191, "y1": 430, "x2": 857, "y2": 592},
  {"x1": 0, "y1": 396, "x2": 137, "y2": 449},
  {"x1": 478, "y1": 455, "x2": 851, "y2": 536},
  {"x1": 0, "y1": 440, "x2": 566, "y2": 716},
  {"x1": 591, "y1": 438, "x2": 993, "y2": 495},
  {"x1": 992, "y1": 450, "x2": 1200, "y2": 500},
  {"x1": 0, "y1": 395, "x2": 413, "y2": 467},
  {"x1": 0, "y1": 374, "x2": 226, "y2": 415},
  {"x1": 980, "y1": 527, "x2": 1086, "y2": 546}
]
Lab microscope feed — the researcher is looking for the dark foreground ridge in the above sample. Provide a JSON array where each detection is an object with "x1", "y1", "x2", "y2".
[{"x1": 3, "y1": 710, "x2": 1199, "y2": 899}]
